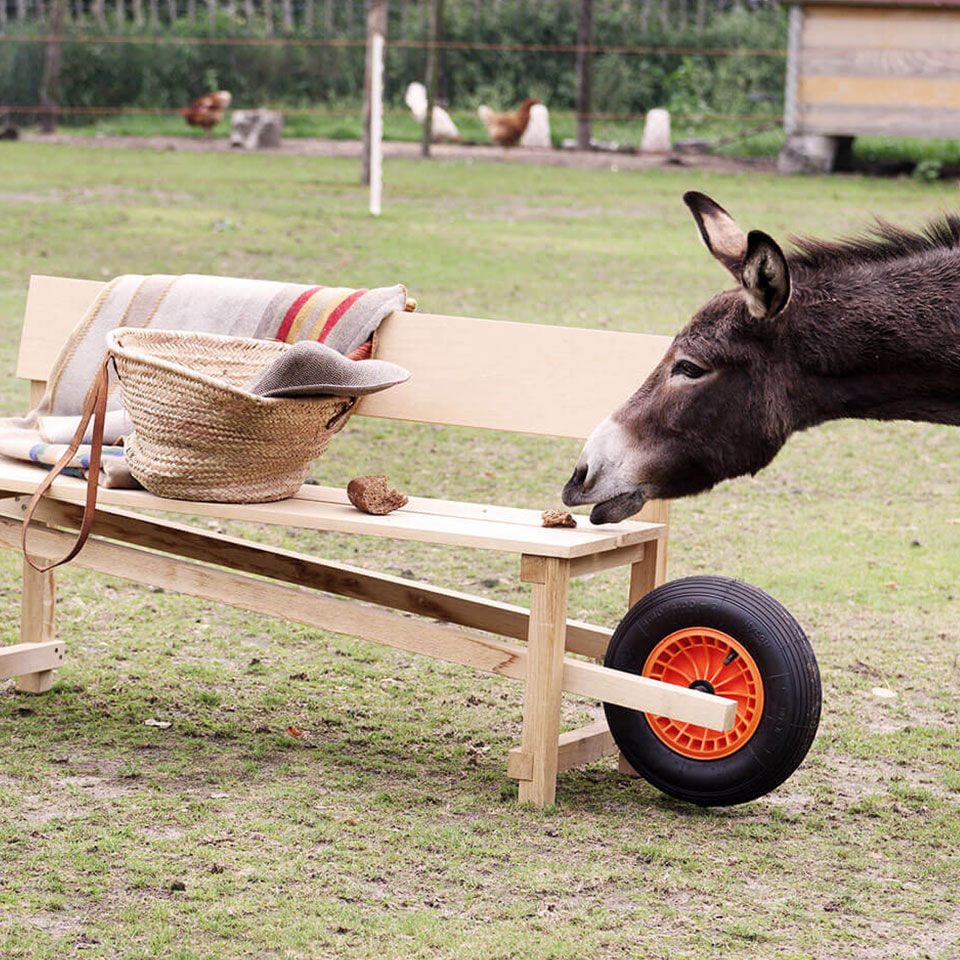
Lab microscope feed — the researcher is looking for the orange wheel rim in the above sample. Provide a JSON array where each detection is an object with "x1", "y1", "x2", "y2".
[{"x1": 641, "y1": 626, "x2": 764, "y2": 760}]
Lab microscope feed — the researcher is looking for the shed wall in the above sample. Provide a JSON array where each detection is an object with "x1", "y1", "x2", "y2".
[{"x1": 792, "y1": 4, "x2": 960, "y2": 138}]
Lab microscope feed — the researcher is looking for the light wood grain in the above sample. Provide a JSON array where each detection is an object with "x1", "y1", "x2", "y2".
[
  {"x1": 18, "y1": 541, "x2": 56, "y2": 693},
  {"x1": 0, "y1": 640, "x2": 65, "y2": 681},
  {"x1": 802, "y1": 5, "x2": 960, "y2": 51},
  {"x1": 799, "y1": 74, "x2": 960, "y2": 109},
  {"x1": 19, "y1": 276, "x2": 672, "y2": 440},
  {"x1": 18, "y1": 276, "x2": 105, "y2": 382},
  {"x1": 799, "y1": 47, "x2": 960, "y2": 79},
  {"x1": 518, "y1": 558, "x2": 569, "y2": 806},
  {"x1": 796, "y1": 104, "x2": 960, "y2": 138},
  {"x1": 0, "y1": 458, "x2": 662, "y2": 559},
  {"x1": 0, "y1": 517, "x2": 737, "y2": 729},
  {"x1": 6, "y1": 497, "x2": 613, "y2": 659}
]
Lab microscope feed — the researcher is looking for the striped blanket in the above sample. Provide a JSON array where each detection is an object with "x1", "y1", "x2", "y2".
[{"x1": 0, "y1": 274, "x2": 409, "y2": 486}]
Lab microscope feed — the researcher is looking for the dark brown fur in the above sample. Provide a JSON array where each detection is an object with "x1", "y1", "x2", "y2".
[{"x1": 564, "y1": 199, "x2": 960, "y2": 523}]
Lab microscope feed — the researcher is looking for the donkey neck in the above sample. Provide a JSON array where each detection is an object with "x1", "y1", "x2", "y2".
[{"x1": 790, "y1": 251, "x2": 960, "y2": 428}]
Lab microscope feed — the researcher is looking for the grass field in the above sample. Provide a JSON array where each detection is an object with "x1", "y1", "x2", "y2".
[{"x1": 0, "y1": 141, "x2": 958, "y2": 959}]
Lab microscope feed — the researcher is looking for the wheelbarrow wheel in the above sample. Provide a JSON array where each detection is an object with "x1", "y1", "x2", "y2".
[{"x1": 604, "y1": 576, "x2": 821, "y2": 806}]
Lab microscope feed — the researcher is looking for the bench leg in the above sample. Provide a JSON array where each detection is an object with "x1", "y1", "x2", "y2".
[
  {"x1": 17, "y1": 557, "x2": 57, "y2": 694},
  {"x1": 516, "y1": 556, "x2": 569, "y2": 807},
  {"x1": 620, "y1": 500, "x2": 671, "y2": 774}
]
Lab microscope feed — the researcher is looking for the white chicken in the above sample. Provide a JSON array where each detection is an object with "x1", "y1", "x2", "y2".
[{"x1": 404, "y1": 82, "x2": 462, "y2": 143}]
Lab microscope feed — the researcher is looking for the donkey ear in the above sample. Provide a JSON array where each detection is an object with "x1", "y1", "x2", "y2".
[
  {"x1": 741, "y1": 230, "x2": 791, "y2": 320},
  {"x1": 683, "y1": 191, "x2": 748, "y2": 280}
]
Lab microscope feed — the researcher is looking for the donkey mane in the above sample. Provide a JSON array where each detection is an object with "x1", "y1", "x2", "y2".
[{"x1": 787, "y1": 213, "x2": 960, "y2": 273}]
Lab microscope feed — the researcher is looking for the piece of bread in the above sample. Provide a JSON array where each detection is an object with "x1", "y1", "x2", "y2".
[
  {"x1": 347, "y1": 475, "x2": 409, "y2": 515},
  {"x1": 541, "y1": 509, "x2": 577, "y2": 528}
]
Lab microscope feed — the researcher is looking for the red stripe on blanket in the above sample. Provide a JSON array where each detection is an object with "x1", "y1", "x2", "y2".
[
  {"x1": 276, "y1": 286, "x2": 324, "y2": 342},
  {"x1": 317, "y1": 289, "x2": 367, "y2": 343}
]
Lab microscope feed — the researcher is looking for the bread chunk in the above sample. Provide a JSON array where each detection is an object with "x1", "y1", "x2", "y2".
[
  {"x1": 541, "y1": 509, "x2": 577, "y2": 528},
  {"x1": 347, "y1": 475, "x2": 409, "y2": 515}
]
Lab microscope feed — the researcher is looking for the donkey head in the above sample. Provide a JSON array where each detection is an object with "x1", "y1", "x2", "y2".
[{"x1": 563, "y1": 192, "x2": 796, "y2": 523}]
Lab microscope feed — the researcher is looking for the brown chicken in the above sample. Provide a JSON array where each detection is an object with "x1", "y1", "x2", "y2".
[
  {"x1": 477, "y1": 98, "x2": 540, "y2": 147},
  {"x1": 182, "y1": 90, "x2": 232, "y2": 133}
]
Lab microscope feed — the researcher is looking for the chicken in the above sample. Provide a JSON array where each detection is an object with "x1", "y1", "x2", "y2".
[
  {"x1": 477, "y1": 98, "x2": 540, "y2": 147},
  {"x1": 182, "y1": 90, "x2": 232, "y2": 134},
  {"x1": 404, "y1": 82, "x2": 462, "y2": 143}
]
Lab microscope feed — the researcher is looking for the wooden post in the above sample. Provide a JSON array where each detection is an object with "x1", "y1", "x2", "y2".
[
  {"x1": 575, "y1": 0, "x2": 594, "y2": 151},
  {"x1": 369, "y1": 31, "x2": 384, "y2": 216},
  {"x1": 420, "y1": 0, "x2": 442, "y2": 157},
  {"x1": 361, "y1": 0, "x2": 387, "y2": 185},
  {"x1": 17, "y1": 559, "x2": 57, "y2": 693},
  {"x1": 39, "y1": 0, "x2": 66, "y2": 135},
  {"x1": 517, "y1": 556, "x2": 570, "y2": 807},
  {"x1": 620, "y1": 499, "x2": 670, "y2": 777}
]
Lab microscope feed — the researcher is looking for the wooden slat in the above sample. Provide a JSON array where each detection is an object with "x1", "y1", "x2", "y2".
[
  {"x1": 569, "y1": 543, "x2": 647, "y2": 579},
  {"x1": 796, "y1": 105, "x2": 960, "y2": 138},
  {"x1": 799, "y1": 47, "x2": 960, "y2": 78},
  {"x1": 357, "y1": 310, "x2": 671, "y2": 439},
  {"x1": 5, "y1": 496, "x2": 613, "y2": 660},
  {"x1": 18, "y1": 276, "x2": 671, "y2": 441},
  {"x1": 0, "y1": 458, "x2": 662, "y2": 559},
  {"x1": 798, "y1": 74, "x2": 960, "y2": 109},
  {"x1": 0, "y1": 517, "x2": 737, "y2": 730},
  {"x1": 517, "y1": 557, "x2": 570, "y2": 805},
  {"x1": 556, "y1": 721, "x2": 617, "y2": 772},
  {"x1": 17, "y1": 276, "x2": 105, "y2": 382},
  {"x1": 0, "y1": 640, "x2": 65, "y2": 681},
  {"x1": 802, "y1": 5, "x2": 960, "y2": 50}
]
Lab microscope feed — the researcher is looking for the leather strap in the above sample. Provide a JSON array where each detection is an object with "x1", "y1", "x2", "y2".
[{"x1": 21, "y1": 356, "x2": 111, "y2": 573}]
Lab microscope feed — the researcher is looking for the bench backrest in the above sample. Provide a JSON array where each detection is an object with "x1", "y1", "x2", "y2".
[{"x1": 19, "y1": 276, "x2": 673, "y2": 441}]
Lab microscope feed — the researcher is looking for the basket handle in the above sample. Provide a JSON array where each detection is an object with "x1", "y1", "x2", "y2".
[{"x1": 21, "y1": 355, "x2": 111, "y2": 573}]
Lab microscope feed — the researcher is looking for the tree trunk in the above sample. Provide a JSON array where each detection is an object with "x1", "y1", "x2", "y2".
[
  {"x1": 39, "y1": 0, "x2": 67, "y2": 134},
  {"x1": 695, "y1": 0, "x2": 705, "y2": 33},
  {"x1": 116, "y1": 0, "x2": 125, "y2": 26},
  {"x1": 0, "y1": 0, "x2": 7, "y2": 31},
  {"x1": 187, "y1": 0, "x2": 195, "y2": 23},
  {"x1": 167, "y1": 0, "x2": 177, "y2": 23},
  {"x1": 659, "y1": 0, "x2": 669, "y2": 34},
  {"x1": 362, "y1": 0, "x2": 388, "y2": 183},
  {"x1": 303, "y1": 0, "x2": 312, "y2": 32},
  {"x1": 575, "y1": 0, "x2": 594, "y2": 150},
  {"x1": 678, "y1": 0, "x2": 687, "y2": 33},
  {"x1": 281, "y1": 0, "x2": 292, "y2": 31},
  {"x1": 131, "y1": 0, "x2": 143, "y2": 25},
  {"x1": 225, "y1": 0, "x2": 235, "y2": 21},
  {"x1": 324, "y1": 0, "x2": 332, "y2": 30},
  {"x1": 263, "y1": 0, "x2": 273, "y2": 34},
  {"x1": 421, "y1": 0, "x2": 442, "y2": 158},
  {"x1": 149, "y1": 0, "x2": 159, "y2": 27},
  {"x1": 206, "y1": 0, "x2": 215, "y2": 30},
  {"x1": 15, "y1": 0, "x2": 26, "y2": 23},
  {"x1": 244, "y1": 0, "x2": 253, "y2": 28}
]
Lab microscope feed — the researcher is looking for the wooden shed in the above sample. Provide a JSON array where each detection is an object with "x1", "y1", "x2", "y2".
[{"x1": 779, "y1": 0, "x2": 960, "y2": 171}]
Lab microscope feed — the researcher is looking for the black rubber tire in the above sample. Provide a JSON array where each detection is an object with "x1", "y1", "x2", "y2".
[{"x1": 604, "y1": 576, "x2": 821, "y2": 806}]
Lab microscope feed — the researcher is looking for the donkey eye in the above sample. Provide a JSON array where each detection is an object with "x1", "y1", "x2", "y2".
[{"x1": 671, "y1": 360, "x2": 708, "y2": 379}]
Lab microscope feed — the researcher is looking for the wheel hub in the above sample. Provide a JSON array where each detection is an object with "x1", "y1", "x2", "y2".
[{"x1": 641, "y1": 626, "x2": 765, "y2": 760}]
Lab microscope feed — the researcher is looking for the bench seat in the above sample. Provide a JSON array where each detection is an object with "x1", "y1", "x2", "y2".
[{"x1": 0, "y1": 457, "x2": 664, "y2": 559}]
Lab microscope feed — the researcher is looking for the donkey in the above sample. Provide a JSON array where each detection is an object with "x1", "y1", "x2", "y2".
[{"x1": 563, "y1": 191, "x2": 960, "y2": 523}]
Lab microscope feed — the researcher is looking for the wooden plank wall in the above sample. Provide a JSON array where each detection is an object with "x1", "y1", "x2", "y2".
[{"x1": 793, "y1": 3, "x2": 960, "y2": 138}]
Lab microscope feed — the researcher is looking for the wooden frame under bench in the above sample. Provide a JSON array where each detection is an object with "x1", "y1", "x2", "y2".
[{"x1": 0, "y1": 276, "x2": 737, "y2": 808}]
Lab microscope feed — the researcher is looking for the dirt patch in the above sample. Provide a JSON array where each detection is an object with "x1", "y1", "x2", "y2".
[{"x1": 20, "y1": 132, "x2": 776, "y2": 175}]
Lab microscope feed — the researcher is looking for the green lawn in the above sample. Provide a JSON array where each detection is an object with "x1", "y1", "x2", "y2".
[{"x1": 0, "y1": 142, "x2": 958, "y2": 959}]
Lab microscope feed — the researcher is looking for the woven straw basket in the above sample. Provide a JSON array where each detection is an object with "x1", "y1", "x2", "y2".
[{"x1": 106, "y1": 328, "x2": 357, "y2": 503}]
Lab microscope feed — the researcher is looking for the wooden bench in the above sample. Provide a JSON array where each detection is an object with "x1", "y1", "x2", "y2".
[{"x1": 0, "y1": 275, "x2": 737, "y2": 808}]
